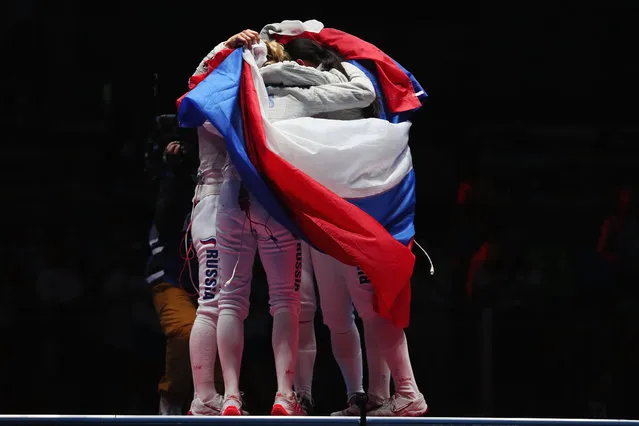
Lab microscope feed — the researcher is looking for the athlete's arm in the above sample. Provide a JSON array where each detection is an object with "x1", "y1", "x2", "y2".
[
  {"x1": 261, "y1": 60, "x2": 348, "y2": 87},
  {"x1": 266, "y1": 62, "x2": 375, "y2": 121}
]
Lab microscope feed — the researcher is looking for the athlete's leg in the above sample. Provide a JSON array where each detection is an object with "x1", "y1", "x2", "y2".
[
  {"x1": 295, "y1": 242, "x2": 317, "y2": 412},
  {"x1": 349, "y1": 267, "x2": 427, "y2": 417},
  {"x1": 263, "y1": 238, "x2": 300, "y2": 397},
  {"x1": 347, "y1": 267, "x2": 391, "y2": 406},
  {"x1": 215, "y1": 179, "x2": 257, "y2": 415},
  {"x1": 310, "y1": 248, "x2": 365, "y2": 409},
  {"x1": 252, "y1": 199, "x2": 302, "y2": 415},
  {"x1": 363, "y1": 327, "x2": 391, "y2": 404},
  {"x1": 188, "y1": 193, "x2": 227, "y2": 415}
]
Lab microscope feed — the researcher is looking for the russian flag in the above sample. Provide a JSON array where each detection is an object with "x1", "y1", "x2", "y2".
[{"x1": 178, "y1": 27, "x2": 426, "y2": 328}]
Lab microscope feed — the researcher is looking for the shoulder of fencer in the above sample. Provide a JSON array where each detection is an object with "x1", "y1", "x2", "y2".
[
  {"x1": 340, "y1": 61, "x2": 375, "y2": 92},
  {"x1": 341, "y1": 62, "x2": 369, "y2": 81},
  {"x1": 341, "y1": 62, "x2": 360, "y2": 74}
]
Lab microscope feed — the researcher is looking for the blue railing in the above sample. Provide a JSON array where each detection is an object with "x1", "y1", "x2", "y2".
[{"x1": 0, "y1": 417, "x2": 637, "y2": 426}]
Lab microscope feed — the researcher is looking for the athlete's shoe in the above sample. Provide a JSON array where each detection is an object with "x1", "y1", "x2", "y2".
[
  {"x1": 221, "y1": 394, "x2": 244, "y2": 416},
  {"x1": 188, "y1": 394, "x2": 224, "y2": 416},
  {"x1": 366, "y1": 393, "x2": 428, "y2": 417},
  {"x1": 271, "y1": 392, "x2": 306, "y2": 416},
  {"x1": 297, "y1": 393, "x2": 314, "y2": 416},
  {"x1": 330, "y1": 394, "x2": 383, "y2": 416}
]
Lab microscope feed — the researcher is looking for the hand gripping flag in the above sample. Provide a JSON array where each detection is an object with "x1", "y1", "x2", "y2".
[{"x1": 178, "y1": 22, "x2": 427, "y2": 328}]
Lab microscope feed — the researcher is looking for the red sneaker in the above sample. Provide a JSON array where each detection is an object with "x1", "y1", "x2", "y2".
[
  {"x1": 271, "y1": 392, "x2": 306, "y2": 416},
  {"x1": 221, "y1": 394, "x2": 244, "y2": 416}
]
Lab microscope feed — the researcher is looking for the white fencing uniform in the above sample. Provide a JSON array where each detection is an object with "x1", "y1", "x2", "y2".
[{"x1": 215, "y1": 52, "x2": 376, "y2": 407}]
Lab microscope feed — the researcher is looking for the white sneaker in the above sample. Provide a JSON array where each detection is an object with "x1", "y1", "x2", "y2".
[
  {"x1": 188, "y1": 394, "x2": 223, "y2": 416},
  {"x1": 330, "y1": 394, "x2": 383, "y2": 416},
  {"x1": 367, "y1": 393, "x2": 428, "y2": 417},
  {"x1": 221, "y1": 394, "x2": 244, "y2": 416},
  {"x1": 331, "y1": 403, "x2": 357, "y2": 416},
  {"x1": 271, "y1": 392, "x2": 306, "y2": 416}
]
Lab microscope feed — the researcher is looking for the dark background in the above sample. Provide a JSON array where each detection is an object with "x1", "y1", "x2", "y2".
[{"x1": 2, "y1": 1, "x2": 639, "y2": 419}]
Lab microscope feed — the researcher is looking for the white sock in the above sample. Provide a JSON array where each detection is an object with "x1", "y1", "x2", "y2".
[
  {"x1": 272, "y1": 309, "x2": 299, "y2": 395},
  {"x1": 216, "y1": 312, "x2": 244, "y2": 397},
  {"x1": 364, "y1": 323, "x2": 391, "y2": 403},
  {"x1": 189, "y1": 313, "x2": 220, "y2": 405},
  {"x1": 370, "y1": 316, "x2": 419, "y2": 398},
  {"x1": 294, "y1": 319, "x2": 316, "y2": 398},
  {"x1": 330, "y1": 322, "x2": 364, "y2": 398}
]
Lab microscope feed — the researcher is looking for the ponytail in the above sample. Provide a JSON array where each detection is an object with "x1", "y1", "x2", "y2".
[{"x1": 264, "y1": 40, "x2": 290, "y2": 65}]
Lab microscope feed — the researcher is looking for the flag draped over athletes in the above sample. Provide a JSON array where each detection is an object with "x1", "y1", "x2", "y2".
[{"x1": 177, "y1": 20, "x2": 427, "y2": 328}]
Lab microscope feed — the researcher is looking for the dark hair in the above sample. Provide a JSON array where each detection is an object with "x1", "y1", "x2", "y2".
[
  {"x1": 284, "y1": 38, "x2": 348, "y2": 76},
  {"x1": 284, "y1": 38, "x2": 380, "y2": 118}
]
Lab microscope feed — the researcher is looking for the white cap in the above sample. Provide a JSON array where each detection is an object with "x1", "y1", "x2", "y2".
[{"x1": 259, "y1": 19, "x2": 324, "y2": 41}]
